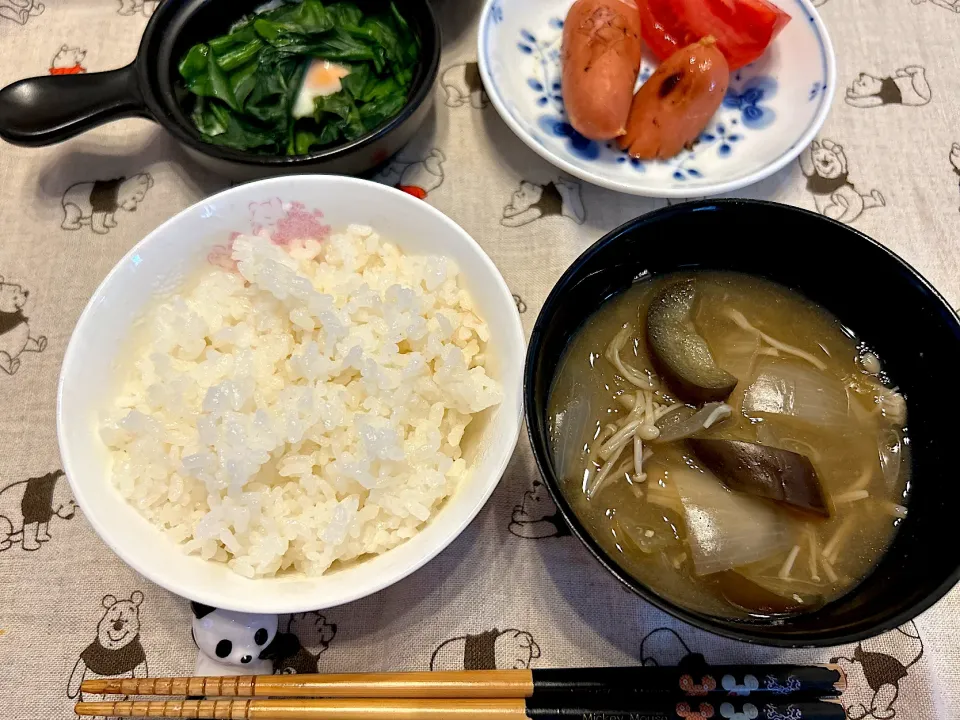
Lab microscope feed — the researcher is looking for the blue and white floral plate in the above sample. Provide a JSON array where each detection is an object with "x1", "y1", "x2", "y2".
[{"x1": 477, "y1": 0, "x2": 836, "y2": 198}]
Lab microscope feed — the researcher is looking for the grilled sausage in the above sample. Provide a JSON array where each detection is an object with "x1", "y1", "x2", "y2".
[
  {"x1": 561, "y1": 0, "x2": 643, "y2": 141},
  {"x1": 618, "y1": 37, "x2": 729, "y2": 160}
]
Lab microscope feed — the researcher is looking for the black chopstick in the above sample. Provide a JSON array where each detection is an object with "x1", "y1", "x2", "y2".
[
  {"x1": 76, "y1": 696, "x2": 847, "y2": 720},
  {"x1": 532, "y1": 663, "x2": 845, "y2": 699}
]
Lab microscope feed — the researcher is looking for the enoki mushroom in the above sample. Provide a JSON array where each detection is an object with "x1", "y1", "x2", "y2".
[
  {"x1": 726, "y1": 308, "x2": 827, "y2": 371},
  {"x1": 599, "y1": 420, "x2": 641, "y2": 461},
  {"x1": 822, "y1": 516, "x2": 855, "y2": 564},
  {"x1": 586, "y1": 388, "x2": 663, "y2": 499},
  {"x1": 634, "y1": 435, "x2": 645, "y2": 482},
  {"x1": 778, "y1": 545, "x2": 802, "y2": 580},
  {"x1": 605, "y1": 326, "x2": 658, "y2": 390},
  {"x1": 807, "y1": 526, "x2": 820, "y2": 583},
  {"x1": 821, "y1": 555, "x2": 840, "y2": 584},
  {"x1": 833, "y1": 489, "x2": 870, "y2": 505},
  {"x1": 587, "y1": 446, "x2": 635, "y2": 500}
]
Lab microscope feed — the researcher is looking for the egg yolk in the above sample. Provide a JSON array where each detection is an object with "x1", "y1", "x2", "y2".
[{"x1": 292, "y1": 60, "x2": 352, "y2": 119}]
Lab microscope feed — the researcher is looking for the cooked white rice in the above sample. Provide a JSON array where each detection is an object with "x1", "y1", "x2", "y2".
[{"x1": 101, "y1": 224, "x2": 502, "y2": 578}]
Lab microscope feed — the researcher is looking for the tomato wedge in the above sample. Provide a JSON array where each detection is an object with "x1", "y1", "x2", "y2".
[{"x1": 636, "y1": 0, "x2": 792, "y2": 70}]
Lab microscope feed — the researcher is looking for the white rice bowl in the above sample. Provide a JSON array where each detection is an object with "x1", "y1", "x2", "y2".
[
  {"x1": 102, "y1": 225, "x2": 502, "y2": 579},
  {"x1": 58, "y1": 176, "x2": 524, "y2": 613}
]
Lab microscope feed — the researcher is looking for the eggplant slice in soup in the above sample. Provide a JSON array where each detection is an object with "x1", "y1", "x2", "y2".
[
  {"x1": 646, "y1": 280, "x2": 738, "y2": 403},
  {"x1": 690, "y1": 439, "x2": 831, "y2": 518}
]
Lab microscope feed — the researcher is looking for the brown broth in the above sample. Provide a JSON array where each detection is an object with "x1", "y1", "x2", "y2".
[{"x1": 548, "y1": 272, "x2": 910, "y2": 619}]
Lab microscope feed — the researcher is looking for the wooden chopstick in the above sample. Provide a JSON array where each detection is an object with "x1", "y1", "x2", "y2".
[
  {"x1": 76, "y1": 698, "x2": 528, "y2": 720},
  {"x1": 80, "y1": 664, "x2": 846, "y2": 700},
  {"x1": 75, "y1": 697, "x2": 848, "y2": 720},
  {"x1": 79, "y1": 670, "x2": 534, "y2": 699}
]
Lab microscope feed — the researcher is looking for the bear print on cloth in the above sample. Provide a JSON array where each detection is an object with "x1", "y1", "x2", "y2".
[
  {"x1": 272, "y1": 612, "x2": 338, "y2": 675},
  {"x1": 0, "y1": 469, "x2": 75, "y2": 552},
  {"x1": 845, "y1": 66, "x2": 931, "y2": 108},
  {"x1": 50, "y1": 46, "x2": 87, "y2": 75},
  {"x1": 374, "y1": 150, "x2": 446, "y2": 200},
  {"x1": 0, "y1": 275, "x2": 47, "y2": 375},
  {"x1": 118, "y1": 0, "x2": 158, "y2": 17},
  {"x1": 830, "y1": 621, "x2": 924, "y2": 720},
  {"x1": 441, "y1": 62, "x2": 489, "y2": 109},
  {"x1": 0, "y1": 0, "x2": 44, "y2": 26},
  {"x1": 640, "y1": 627, "x2": 698, "y2": 667},
  {"x1": 950, "y1": 143, "x2": 960, "y2": 212},
  {"x1": 509, "y1": 478, "x2": 571, "y2": 539},
  {"x1": 501, "y1": 178, "x2": 585, "y2": 228},
  {"x1": 61, "y1": 174, "x2": 154, "y2": 235},
  {"x1": 910, "y1": 0, "x2": 960, "y2": 13},
  {"x1": 430, "y1": 629, "x2": 541, "y2": 670},
  {"x1": 67, "y1": 592, "x2": 149, "y2": 705},
  {"x1": 799, "y1": 140, "x2": 885, "y2": 224}
]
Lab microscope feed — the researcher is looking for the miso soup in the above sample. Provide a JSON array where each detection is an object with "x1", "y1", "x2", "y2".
[{"x1": 548, "y1": 272, "x2": 910, "y2": 619}]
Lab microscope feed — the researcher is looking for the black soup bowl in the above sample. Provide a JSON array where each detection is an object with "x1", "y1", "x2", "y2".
[
  {"x1": 0, "y1": 0, "x2": 440, "y2": 179},
  {"x1": 525, "y1": 199, "x2": 960, "y2": 647}
]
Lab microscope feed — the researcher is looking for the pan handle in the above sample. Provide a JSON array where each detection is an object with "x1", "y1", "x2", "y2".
[{"x1": 0, "y1": 63, "x2": 148, "y2": 147}]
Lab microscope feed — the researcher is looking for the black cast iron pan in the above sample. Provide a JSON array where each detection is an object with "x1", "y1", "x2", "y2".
[{"x1": 0, "y1": 0, "x2": 441, "y2": 178}]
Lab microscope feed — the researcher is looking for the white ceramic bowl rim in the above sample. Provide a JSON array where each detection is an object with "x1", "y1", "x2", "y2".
[
  {"x1": 57, "y1": 176, "x2": 525, "y2": 613},
  {"x1": 477, "y1": 0, "x2": 837, "y2": 198}
]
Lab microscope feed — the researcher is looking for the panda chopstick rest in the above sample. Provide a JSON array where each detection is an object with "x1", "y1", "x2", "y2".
[{"x1": 191, "y1": 604, "x2": 294, "y2": 677}]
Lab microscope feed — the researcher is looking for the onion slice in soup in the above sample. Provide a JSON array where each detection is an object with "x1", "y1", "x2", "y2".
[
  {"x1": 550, "y1": 392, "x2": 591, "y2": 481},
  {"x1": 742, "y1": 359, "x2": 848, "y2": 428},
  {"x1": 673, "y1": 466, "x2": 796, "y2": 575}
]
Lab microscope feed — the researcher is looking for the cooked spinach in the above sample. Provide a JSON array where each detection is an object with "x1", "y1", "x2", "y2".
[{"x1": 177, "y1": 0, "x2": 420, "y2": 156}]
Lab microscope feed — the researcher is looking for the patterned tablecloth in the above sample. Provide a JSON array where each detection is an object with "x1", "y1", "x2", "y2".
[{"x1": 1, "y1": 1, "x2": 959, "y2": 718}]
